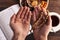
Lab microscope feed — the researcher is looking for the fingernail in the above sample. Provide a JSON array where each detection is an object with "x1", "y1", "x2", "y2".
[
  {"x1": 25, "y1": 6, "x2": 27, "y2": 9},
  {"x1": 30, "y1": 11, "x2": 32, "y2": 15},
  {"x1": 28, "y1": 7, "x2": 30, "y2": 10}
]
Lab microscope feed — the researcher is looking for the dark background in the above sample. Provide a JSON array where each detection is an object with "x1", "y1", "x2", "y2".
[
  {"x1": 0, "y1": 0, "x2": 60, "y2": 40},
  {"x1": 0, "y1": 0, "x2": 19, "y2": 11}
]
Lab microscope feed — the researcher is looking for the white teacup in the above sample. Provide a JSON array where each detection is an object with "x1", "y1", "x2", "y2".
[{"x1": 49, "y1": 12, "x2": 60, "y2": 32}]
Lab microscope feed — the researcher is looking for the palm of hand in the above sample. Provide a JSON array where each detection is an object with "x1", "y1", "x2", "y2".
[
  {"x1": 10, "y1": 6, "x2": 31, "y2": 36},
  {"x1": 32, "y1": 7, "x2": 52, "y2": 40},
  {"x1": 11, "y1": 18, "x2": 30, "y2": 35}
]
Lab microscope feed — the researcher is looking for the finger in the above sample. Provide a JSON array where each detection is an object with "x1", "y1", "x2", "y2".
[
  {"x1": 46, "y1": 16, "x2": 52, "y2": 25},
  {"x1": 27, "y1": 11, "x2": 32, "y2": 22},
  {"x1": 35, "y1": 7, "x2": 38, "y2": 14},
  {"x1": 36, "y1": 7, "x2": 43, "y2": 19},
  {"x1": 33, "y1": 11, "x2": 36, "y2": 22},
  {"x1": 34, "y1": 7, "x2": 39, "y2": 19},
  {"x1": 47, "y1": 10, "x2": 49, "y2": 13},
  {"x1": 40, "y1": 7, "x2": 48, "y2": 22},
  {"x1": 10, "y1": 14, "x2": 16, "y2": 23},
  {"x1": 24, "y1": 7, "x2": 30, "y2": 20},
  {"x1": 32, "y1": 14, "x2": 44, "y2": 30},
  {"x1": 20, "y1": 6, "x2": 28, "y2": 19},
  {"x1": 35, "y1": 13, "x2": 43, "y2": 26},
  {"x1": 42, "y1": 8, "x2": 47, "y2": 16},
  {"x1": 37, "y1": 6, "x2": 47, "y2": 15},
  {"x1": 40, "y1": 16, "x2": 52, "y2": 35},
  {"x1": 37, "y1": 6, "x2": 42, "y2": 12},
  {"x1": 16, "y1": 7, "x2": 24, "y2": 18}
]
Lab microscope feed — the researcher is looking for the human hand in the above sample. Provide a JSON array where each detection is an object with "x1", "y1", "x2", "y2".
[
  {"x1": 32, "y1": 7, "x2": 52, "y2": 40},
  {"x1": 10, "y1": 6, "x2": 32, "y2": 39}
]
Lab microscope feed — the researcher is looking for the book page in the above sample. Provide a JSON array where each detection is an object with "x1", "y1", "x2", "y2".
[
  {"x1": 0, "y1": 28, "x2": 7, "y2": 40},
  {"x1": 0, "y1": 4, "x2": 20, "y2": 40}
]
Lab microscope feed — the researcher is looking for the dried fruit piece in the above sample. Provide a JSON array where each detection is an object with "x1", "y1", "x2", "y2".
[
  {"x1": 31, "y1": 1, "x2": 38, "y2": 7},
  {"x1": 40, "y1": 1, "x2": 47, "y2": 8},
  {"x1": 27, "y1": 0, "x2": 47, "y2": 8}
]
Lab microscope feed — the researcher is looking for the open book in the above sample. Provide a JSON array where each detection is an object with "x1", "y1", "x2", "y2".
[
  {"x1": 0, "y1": 4, "x2": 31, "y2": 40},
  {"x1": 0, "y1": 4, "x2": 20, "y2": 40},
  {"x1": 0, "y1": 28, "x2": 7, "y2": 40}
]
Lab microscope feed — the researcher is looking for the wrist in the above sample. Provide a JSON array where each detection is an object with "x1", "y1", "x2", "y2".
[
  {"x1": 39, "y1": 35, "x2": 47, "y2": 40},
  {"x1": 15, "y1": 33, "x2": 26, "y2": 38},
  {"x1": 35, "y1": 35, "x2": 47, "y2": 40},
  {"x1": 13, "y1": 33, "x2": 26, "y2": 40},
  {"x1": 33, "y1": 30, "x2": 48, "y2": 40}
]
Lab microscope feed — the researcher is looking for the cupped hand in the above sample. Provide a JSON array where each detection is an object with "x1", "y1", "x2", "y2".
[
  {"x1": 32, "y1": 7, "x2": 52, "y2": 40},
  {"x1": 10, "y1": 6, "x2": 32, "y2": 37}
]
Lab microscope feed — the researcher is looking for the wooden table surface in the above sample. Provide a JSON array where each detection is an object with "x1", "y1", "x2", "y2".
[
  {"x1": 0, "y1": 0, "x2": 19, "y2": 11},
  {"x1": 48, "y1": 0, "x2": 60, "y2": 14},
  {"x1": 48, "y1": 0, "x2": 60, "y2": 40},
  {"x1": 0, "y1": 0, "x2": 60, "y2": 40}
]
